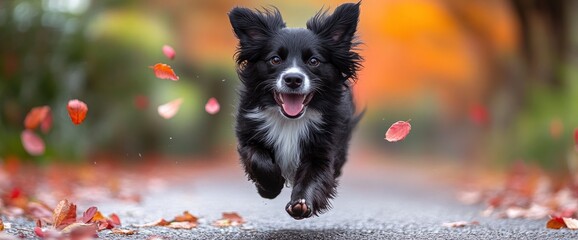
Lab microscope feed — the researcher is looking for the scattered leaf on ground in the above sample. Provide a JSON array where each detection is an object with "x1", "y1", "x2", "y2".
[
  {"x1": 112, "y1": 228, "x2": 136, "y2": 235},
  {"x1": 60, "y1": 222, "x2": 96, "y2": 234},
  {"x1": 0, "y1": 218, "x2": 4, "y2": 231},
  {"x1": 385, "y1": 121, "x2": 412, "y2": 142},
  {"x1": 172, "y1": 211, "x2": 198, "y2": 223},
  {"x1": 563, "y1": 218, "x2": 578, "y2": 230},
  {"x1": 162, "y1": 45, "x2": 175, "y2": 60},
  {"x1": 67, "y1": 99, "x2": 88, "y2": 125},
  {"x1": 24, "y1": 106, "x2": 51, "y2": 130},
  {"x1": 205, "y1": 97, "x2": 220, "y2": 115},
  {"x1": 166, "y1": 221, "x2": 196, "y2": 229},
  {"x1": 109, "y1": 213, "x2": 121, "y2": 226},
  {"x1": 82, "y1": 207, "x2": 98, "y2": 223},
  {"x1": 133, "y1": 218, "x2": 170, "y2": 228},
  {"x1": 157, "y1": 98, "x2": 183, "y2": 119},
  {"x1": 547, "y1": 217, "x2": 566, "y2": 229},
  {"x1": 442, "y1": 221, "x2": 479, "y2": 228},
  {"x1": 213, "y1": 212, "x2": 245, "y2": 227},
  {"x1": 149, "y1": 63, "x2": 179, "y2": 81},
  {"x1": 52, "y1": 199, "x2": 77, "y2": 230},
  {"x1": 21, "y1": 130, "x2": 45, "y2": 156}
]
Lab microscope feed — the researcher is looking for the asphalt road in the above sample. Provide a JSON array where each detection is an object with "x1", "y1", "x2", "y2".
[{"x1": 4, "y1": 159, "x2": 578, "y2": 240}]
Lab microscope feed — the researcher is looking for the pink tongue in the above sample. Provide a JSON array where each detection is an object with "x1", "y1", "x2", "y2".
[{"x1": 281, "y1": 94, "x2": 305, "y2": 116}]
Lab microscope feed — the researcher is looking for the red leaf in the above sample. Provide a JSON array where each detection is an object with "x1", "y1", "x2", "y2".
[
  {"x1": 469, "y1": 104, "x2": 489, "y2": 126},
  {"x1": 82, "y1": 207, "x2": 98, "y2": 223},
  {"x1": 108, "y1": 213, "x2": 121, "y2": 226},
  {"x1": 149, "y1": 63, "x2": 179, "y2": 81},
  {"x1": 9, "y1": 187, "x2": 21, "y2": 199},
  {"x1": 34, "y1": 227, "x2": 46, "y2": 238},
  {"x1": 162, "y1": 45, "x2": 175, "y2": 60},
  {"x1": 547, "y1": 217, "x2": 566, "y2": 229},
  {"x1": 205, "y1": 97, "x2": 220, "y2": 115},
  {"x1": 21, "y1": 130, "x2": 45, "y2": 156},
  {"x1": 52, "y1": 199, "x2": 77, "y2": 230},
  {"x1": 67, "y1": 99, "x2": 88, "y2": 125},
  {"x1": 157, "y1": 98, "x2": 183, "y2": 119},
  {"x1": 24, "y1": 106, "x2": 50, "y2": 130},
  {"x1": 385, "y1": 121, "x2": 411, "y2": 142}
]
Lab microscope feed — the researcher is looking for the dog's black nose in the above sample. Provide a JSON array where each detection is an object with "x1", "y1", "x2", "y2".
[{"x1": 283, "y1": 73, "x2": 304, "y2": 89}]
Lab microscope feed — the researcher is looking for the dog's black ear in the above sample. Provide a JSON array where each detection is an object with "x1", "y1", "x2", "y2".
[
  {"x1": 228, "y1": 7, "x2": 285, "y2": 45},
  {"x1": 307, "y1": 2, "x2": 360, "y2": 45}
]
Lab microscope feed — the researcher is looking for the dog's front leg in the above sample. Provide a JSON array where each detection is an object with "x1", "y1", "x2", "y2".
[
  {"x1": 286, "y1": 155, "x2": 336, "y2": 219},
  {"x1": 238, "y1": 145, "x2": 285, "y2": 199}
]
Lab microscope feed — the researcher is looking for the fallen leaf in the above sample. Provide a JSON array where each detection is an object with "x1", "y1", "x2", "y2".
[
  {"x1": 385, "y1": 121, "x2": 412, "y2": 142},
  {"x1": 205, "y1": 97, "x2": 220, "y2": 115},
  {"x1": 166, "y1": 221, "x2": 196, "y2": 229},
  {"x1": 34, "y1": 227, "x2": 61, "y2": 238},
  {"x1": 109, "y1": 213, "x2": 121, "y2": 226},
  {"x1": 149, "y1": 63, "x2": 179, "y2": 81},
  {"x1": 21, "y1": 130, "x2": 45, "y2": 156},
  {"x1": 60, "y1": 222, "x2": 95, "y2": 234},
  {"x1": 547, "y1": 217, "x2": 566, "y2": 229},
  {"x1": 90, "y1": 211, "x2": 106, "y2": 222},
  {"x1": 52, "y1": 199, "x2": 77, "y2": 230},
  {"x1": 213, "y1": 212, "x2": 245, "y2": 227},
  {"x1": 0, "y1": 218, "x2": 4, "y2": 231},
  {"x1": 133, "y1": 218, "x2": 170, "y2": 227},
  {"x1": 442, "y1": 221, "x2": 479, "y2": 228},
  {"x1": 82, "y1": 207, "x2": 98, "y2": 223},
  {"x1": 157, "y1": 98, "x2": 183, "y2": 119},
  {"x1": 172, "y1": 211, "x2": 198, "y2": 223},
  {"x1": 67, "y1": 99, "x2": 88, "y2": 125},
  {"x1": 24, "y1": 106, "x2": 50, "y2": 130},
  {"x1": 112, "y1": 229, "x2": 136, "y2": 235},
  {"x1": 563, "y1": 218, "x2": 578, "y2": 230},
  {"x1": 162, "y1": 45, "x2": 176, "y2": 60}
]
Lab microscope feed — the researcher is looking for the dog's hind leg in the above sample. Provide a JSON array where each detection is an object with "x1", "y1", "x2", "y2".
[{"x1": 238, "y1": 145, "x2": 285, "y2": 199}]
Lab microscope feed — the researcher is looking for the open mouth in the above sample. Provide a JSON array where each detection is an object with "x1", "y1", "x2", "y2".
[{"x1": 273, "y1": 91, "x2": 314, "y2": 118}]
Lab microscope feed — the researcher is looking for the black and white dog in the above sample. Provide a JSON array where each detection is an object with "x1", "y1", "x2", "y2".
[{"x1": 229, "y1": 2, "x2": 363, "y2": 219}]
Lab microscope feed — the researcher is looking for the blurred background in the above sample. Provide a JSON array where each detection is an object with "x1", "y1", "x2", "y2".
[{"x1": 1, "y1": 0, "x2": 578, "y2": 174}]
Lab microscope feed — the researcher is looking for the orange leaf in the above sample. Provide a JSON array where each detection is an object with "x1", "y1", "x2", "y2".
[
  {"x1": 205, "y1": 97, "x2": 220, "y2": 115},
  {"x1": 162, "y1": 45, "x2": 176, "y2": 60},
  {"x1": 21, "y1": 130, "x2": 45, "y2": 156},
  {"x1": 149, "y1": 63, "x2": 179, "y2": 81},
  {"x1": 213, "y1": 212, "x2": 245, "y2": 227},
  {"x1": 547, "y1": 217, "x2": 566, "y2": 229},
  {"x1": 90, "y1": 211, "x2": 105, "y2": 222},
  {"x1": 166, "y1": 221, "x2": 196, "y2": 229},
  {"x1": 52, "y1": 199, "x2": 77, "y2": 230},
  {"x1": 385, "y1": 120, "x2": 412, "y2": 142},
  {"x1": 0, "y1": 218, "x2": 4, "y2": 231},
  {"x1": 24, "y1": 106, "x2": 50, "y2": 130},
  {"x1": 157, "y1": 98, "x2": 183, "y2": 119},
  {"x1": 67, "y1": 99, "x2": 88, "y2": 125},
  {"x1": 112, "y1": 228, "x2": 136, "y2": 235},
  {"x1": 172, "y1": 211, "x2": 198, "y2": 223}
]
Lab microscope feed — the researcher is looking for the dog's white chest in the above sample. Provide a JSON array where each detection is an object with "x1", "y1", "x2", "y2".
[{"x1": 245, "y1": 108, "x2": 322, "y2": 186}]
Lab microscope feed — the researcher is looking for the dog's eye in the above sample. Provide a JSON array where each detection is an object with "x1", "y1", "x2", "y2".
[
  {"x1": 308, "y1": 57, "x2": 320, "y2": 67},
  {"x1": 270, "y1": 56, "x2": 282, "y2": 65}
]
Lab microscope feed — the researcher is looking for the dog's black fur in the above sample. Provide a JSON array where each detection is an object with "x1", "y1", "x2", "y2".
[{"x1": 229, "y1": 2, "x2": 363, "y2": 219}]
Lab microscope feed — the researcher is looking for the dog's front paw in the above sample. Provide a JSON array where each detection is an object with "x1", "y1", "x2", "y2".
[{"x1": 286, "y1": 199, "x2": 313, "y2": 220}]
